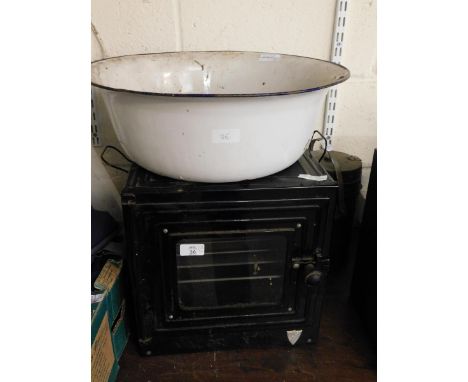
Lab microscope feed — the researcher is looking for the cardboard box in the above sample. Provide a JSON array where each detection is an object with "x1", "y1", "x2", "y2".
[
  {"x1": 111, "y1": 300, "x2": 128, "y2": 361},
  {"x1": 91, "y1": 259, "x2": 129, "y2": 382},
  {"x1": 91, "y1": 295, "x2": 120, "y2": 382},
  {"x1": 93, "y1": 260, "x2": 124, "y2": 324}
]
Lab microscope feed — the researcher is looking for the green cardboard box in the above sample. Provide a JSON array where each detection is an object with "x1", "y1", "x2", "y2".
[
  {"x1": 91, "y1": 260, "x2": 129, "y2": 382},
  {"x1": 91, "y1": 293, "x2": 120, "y2": 382},
  {"x1": 110, "y1": 300, "x2": 128, "y2": 361},
  {"x1": 92, "y1": 259, "x2": 124, "y2": 324}
]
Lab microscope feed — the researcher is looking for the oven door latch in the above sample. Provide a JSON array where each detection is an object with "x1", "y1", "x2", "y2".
[
  {"x1": 291, "y1": 249, "x2": 328, "y2": 268},
  {"x1": 291, "y1": 256, "x2": 315, "y2": 269}
]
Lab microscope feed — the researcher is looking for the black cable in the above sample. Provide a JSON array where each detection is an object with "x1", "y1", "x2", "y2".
[
  {"x1": 100, "y1": 145, "x2": 134, "y2": 173},
  {"x1": 310, "y1": 130, "x2": 328, "y2": 162}
]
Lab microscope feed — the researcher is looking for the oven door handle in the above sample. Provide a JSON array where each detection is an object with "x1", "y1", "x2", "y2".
[{"x1": 291, "y1": 259, "x2": 324, "y2": 286}]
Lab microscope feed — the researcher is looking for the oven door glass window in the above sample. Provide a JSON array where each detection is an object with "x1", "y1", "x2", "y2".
[{"x1": 176, "y1": 234, "x2": 287, "y2": 310}]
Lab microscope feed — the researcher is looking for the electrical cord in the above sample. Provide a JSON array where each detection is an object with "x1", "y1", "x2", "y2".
[
  {"x1": 100, "y1": 145, "x2": 134, "y2": 173},
  {"x1": 309, "y1": 130, "x2": 328, "y2": 162},
  {"x1": 308, "y1": 131, "x2": 347, "y2": 216}
]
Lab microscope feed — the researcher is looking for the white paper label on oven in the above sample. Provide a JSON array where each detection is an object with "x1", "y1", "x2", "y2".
[
  {"x1": 212, "y1": 129, "x2": 240, "y2": 144},
  {"x1": 180, "y1": 244, "x2": 205, "y2": 256},
  {"x1": 298, "y1": 174, "x2": 328, "y2": 181}
]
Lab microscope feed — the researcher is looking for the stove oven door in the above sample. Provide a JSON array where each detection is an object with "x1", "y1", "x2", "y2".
[
  {"x1": 175, "y1": 231, "x2": 289, "y2": 312},
  {"x1": 149, "y1": 203, "x2": 327, "y2": 329}
]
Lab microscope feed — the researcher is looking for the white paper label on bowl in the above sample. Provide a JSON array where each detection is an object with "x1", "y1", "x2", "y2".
[
  {"x1": 212, "y1": 129, "x2": 240, "y2": 144},
  {"x1": 180, "y1": 244, "x2": 205, "y2": 256},
  {"x1": 259, "y1": 53, "x2": 281, "y2": 62}
]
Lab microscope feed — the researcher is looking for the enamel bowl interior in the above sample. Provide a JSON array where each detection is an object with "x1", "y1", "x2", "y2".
[{"x1": 91, "y1": 51, "x2": 350, "y2": 96}]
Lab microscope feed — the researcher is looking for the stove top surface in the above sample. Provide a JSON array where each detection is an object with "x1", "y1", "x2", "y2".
[{"x1": 124, "y1": 151, "x2": 335, "y2": 194}]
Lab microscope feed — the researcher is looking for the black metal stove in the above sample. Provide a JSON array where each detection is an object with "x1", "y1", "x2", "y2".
[{"x1": 122, "y1": 151, "x2": 337, "y2": 355}]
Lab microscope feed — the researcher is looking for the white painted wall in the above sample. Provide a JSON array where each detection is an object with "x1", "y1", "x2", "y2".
[
  {"x1": 331, "y1": 0, "x2": 377, "y2": 194},
  {"x1": 91, "y1": 0, "x2": 376, "y2": 193},
  {"x1": 92, "y1": 0, "x2": 336, "y2": 59}
]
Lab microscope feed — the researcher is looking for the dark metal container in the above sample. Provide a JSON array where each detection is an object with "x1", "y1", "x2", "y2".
[
  {"x1": 313, "y1": 151, "x2": 362, "y2": 270},
  {"x1": 351, "y1": 149, "x2": 377, "y2": 347},
  {"x1": 121, "y1": 152, "x2": 337, "y2": 355}
]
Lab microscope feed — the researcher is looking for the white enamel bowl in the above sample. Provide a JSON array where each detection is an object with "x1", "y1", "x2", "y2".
[{"x1": 91, "y1": 51, "x2": 349, "y2": 182}]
